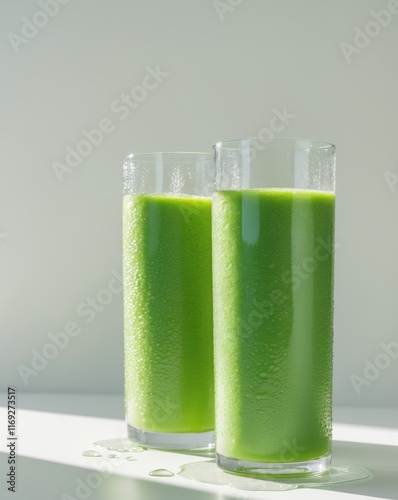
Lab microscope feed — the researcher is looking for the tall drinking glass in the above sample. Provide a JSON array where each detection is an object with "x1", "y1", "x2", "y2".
[
  {"x1": 123, "y1": 152, "x2": 214, "y2": 450},
  {"x1": 212, "y1": 138, "x2": 336, "y2": 475}
]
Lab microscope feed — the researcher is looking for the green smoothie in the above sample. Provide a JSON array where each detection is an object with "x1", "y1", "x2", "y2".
[
  {"x1": 123, "y1": 193, "x2": 214, "y2": 434},
  {"x1": 212, "y1": 188, "x2": 335, "y2": 463}
]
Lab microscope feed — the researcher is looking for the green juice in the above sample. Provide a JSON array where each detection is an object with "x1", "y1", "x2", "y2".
[
  {"x1": 212, "y1": 189, "x2": 335, "y2": 463},
  {"x1": 123, "y1": 194, "x2": 214, "y2": 434}
]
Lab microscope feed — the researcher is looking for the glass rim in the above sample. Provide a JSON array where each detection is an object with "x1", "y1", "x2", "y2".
[
  {"x1": 213, "y1": 137, "x2": 335, "y2": 151},
  {"x1": 126, "y1": 151, "x2": 212, "y2": 159}
]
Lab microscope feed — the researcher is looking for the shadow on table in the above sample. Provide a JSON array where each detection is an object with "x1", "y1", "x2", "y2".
[
  {"x1": 0, "y1": 441, "x2": 398, "y2": 500},
  {"x1": 0, "y1": 452, "x2": 242, "y2": 500},
  {"x1": 328, "y1": 440, "x2": 398, "y2": 500},
  {"x1": 1, "y1": 440, "x2": 398, "y2": 500}
]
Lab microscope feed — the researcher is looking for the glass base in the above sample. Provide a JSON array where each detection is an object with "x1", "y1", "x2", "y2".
[
  {"x1": 127, "y1": 424, "x2": 215, "y2": 451},
  {"x1": 217, "y1": 452, "x2": 331, "y2": 478}
]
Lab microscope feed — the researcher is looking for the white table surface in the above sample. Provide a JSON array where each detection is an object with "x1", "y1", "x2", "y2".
[{"x1": 1, "y1": 394, "x2": 397, "y2": 500}]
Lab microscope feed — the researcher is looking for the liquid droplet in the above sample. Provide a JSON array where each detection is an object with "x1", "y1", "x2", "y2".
[
  {"x1": 82, "y1": 450, "x2": 102, "y2": 458},
  {"x1": 108, "y1": 454, "x2": 118, "y2": 458},
  {"x1": 260, "y1": 372, "x2": 267, "y2": 378},
  {"x1": 149, "y1": 469, "x2": 175, "y2": 477},
  {"x1": 126, "y1": 456, "x2": 137, "y2": 461}
]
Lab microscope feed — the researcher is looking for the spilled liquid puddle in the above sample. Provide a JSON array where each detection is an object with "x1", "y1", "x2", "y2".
[
  {"x1": 93, "y1": 438, "x2": 146, "y2": 453},
  {"x1": 149, "y1": 469, "x2": 175, "y2": 477},
  {"x1": 177, "y1": 460, "x2": 372, "y2": 491},
  {"x1": 82, "y1": 450, "x2": 102, "y2": 458},
  {"x1": 82, "y1": 438, "x2": 146, "y2": 463}
]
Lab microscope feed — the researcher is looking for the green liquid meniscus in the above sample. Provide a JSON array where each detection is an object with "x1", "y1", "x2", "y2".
[
  {"x1": 123, "y1": 194, "x2": 214, "y2": 433},
  {"x1": 212, "y1": 188, "x2": 335, "y2": 463}
]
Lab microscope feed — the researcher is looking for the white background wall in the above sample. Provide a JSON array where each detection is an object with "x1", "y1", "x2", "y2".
[{"x1": 1, "y1": 0, "x2": 397, "y2": 406}]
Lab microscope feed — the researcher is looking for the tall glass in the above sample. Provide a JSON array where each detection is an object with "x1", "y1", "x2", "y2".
[
  {"x1": 212, "y1": 138, "x2": 336, "y2": 475},
  {"x1": 123, "y1": 152, "x2": 214, "y2": 450}
]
